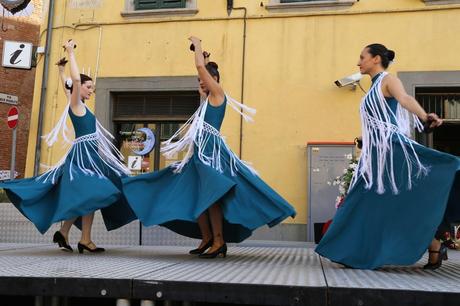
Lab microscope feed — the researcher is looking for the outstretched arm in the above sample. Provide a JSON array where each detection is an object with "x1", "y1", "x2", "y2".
[
  {"x1": 189, "y1": 36, "x2": 225, "y2": 106},
  {"x1": 385, "y1": 75, "x2": 442, "y2": 128}
]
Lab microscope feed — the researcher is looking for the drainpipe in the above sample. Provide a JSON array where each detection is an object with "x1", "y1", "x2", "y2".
[
  {"x1": 34, "y1": 0, "x2": 55, "y2": 175},
  {"x1": 227, "y1": 0, "x2": 247, "y2": 159}
]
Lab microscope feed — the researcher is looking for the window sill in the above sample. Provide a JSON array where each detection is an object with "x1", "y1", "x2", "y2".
[
  {"x1": 121, "y1": 8, "x2": 198, "y2": 18},
  {"x1": 423, "y1": 0, "x2": 460, "y2": 4},
  {"x1": 265, "y1": 0, "x2": 356, "y2": 12}
]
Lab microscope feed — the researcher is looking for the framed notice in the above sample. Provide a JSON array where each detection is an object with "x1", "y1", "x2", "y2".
[
  {"x1": 0, "y1": 93, "x2": 18, "y2": 105},
  {"x1": 2, "y1": 40, "x2": 33, "y2": 69}
]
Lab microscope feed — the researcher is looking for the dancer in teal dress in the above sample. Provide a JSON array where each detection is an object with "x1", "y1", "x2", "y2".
[
  {"x1": 0, "y1": 40, "x2": 136, "y2": 253},
  {"x1": 123, "y1": 36, "x2": 296, "y2": 258},
  {"x1": 316, "y1": 44, "x2": 460, "y2": 269}
]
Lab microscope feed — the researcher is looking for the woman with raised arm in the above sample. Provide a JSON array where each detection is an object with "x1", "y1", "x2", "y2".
[
  {"x1": 123, "y1": 36, "x2": 296, "y2": 258},
  {"x1": 316, "y1": 43, "x2": 460, "y2": 270},
  {"x1": 0, "y1": 40, "x2": 136, "y2": 253}
]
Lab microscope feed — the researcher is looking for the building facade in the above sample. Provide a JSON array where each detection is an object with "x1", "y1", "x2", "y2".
[
  {"x1": 0, "y1": 0, "x2": 42, "y2": 179},
  {"x1": 25, "y1": 0, "x2": 460, "y2": 241}
]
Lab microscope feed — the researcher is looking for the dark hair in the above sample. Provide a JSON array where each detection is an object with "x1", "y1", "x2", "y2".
[
  {"x1": 365, "y1": 43, "x2": 395, "y2": 69},
  {"x1": 206, "y1": 62, "x2": 220, "y2": 83},
  {"x1": 65, "y1": 73, "x2": 93, "y2": 93}
]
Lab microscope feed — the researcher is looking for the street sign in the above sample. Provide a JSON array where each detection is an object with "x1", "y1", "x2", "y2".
[
  {"x1": 128, "y1": 156, "x2": 142, "y2": 171},
  {"x1": 0, "y1": 93, "x2": 18, "y2": 105},
  {"x1": 2, "y1": 40, "x2": 33, "y2": 69},
  {"x1": 7, "y1": 106, "x2": 18, "y2": 129},
  {"x1": 6, "y1": 106, "x2": 18, "y2": 181},
  {"x1": 0, "y1": 170, "x2": 18, "y2": 181}
]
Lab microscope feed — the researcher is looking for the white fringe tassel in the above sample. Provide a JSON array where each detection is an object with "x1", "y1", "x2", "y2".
[
  {"x1": 349, "y1": 72, "x2": 428, "y2": 194},
  {"x1": 161, "y1": 94, "x2": 257, "y2": 176},
  {"x1": 37, "y1": 104, "x2": 131, "y2": 184}
]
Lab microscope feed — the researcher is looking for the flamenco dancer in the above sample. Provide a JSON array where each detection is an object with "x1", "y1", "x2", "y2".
[
  {"x1": 123, "y1": 36, "x2": 296, "y2": 258},
  {"x1": 316, "y1": 44, "x2": 460, "y2": 269},
  {"x1": 0, "y1": 40, "x2": 136, "y2": 253}
]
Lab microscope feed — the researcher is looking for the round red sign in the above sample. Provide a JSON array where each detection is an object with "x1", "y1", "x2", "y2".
[{"x1": 7, "y1": 106, "x2": 18, "y2": 129}]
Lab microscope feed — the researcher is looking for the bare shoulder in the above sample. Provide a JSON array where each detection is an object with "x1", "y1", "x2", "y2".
[
  {"x1": 381, "y1": 73, "x2": 403, "y2": 92},
  {"x1": 381, "y1": 73, "x2": 397, "y2": 84}
]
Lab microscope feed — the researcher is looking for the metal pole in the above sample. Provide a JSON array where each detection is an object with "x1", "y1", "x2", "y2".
[
  {"x1": 228, "y1": 5, "x2": 248, "y2": 159},
  {"x1": 34, "y1": 0, "x2": 55, "y2": 175},
  {"x1": 9, "y1": 127, "x2": 16, "y2": 180}
]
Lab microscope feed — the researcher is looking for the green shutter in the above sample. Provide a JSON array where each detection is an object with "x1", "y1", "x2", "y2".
[
  {"x1": 161, "y1": 0, "x2": 186, "y2": 8},
  {"x1": 134, "y1": 0, "x2": 185, "y2": 10},
  {"x1": 280, "y1": 0, "x2": 318, "y2": 3}
]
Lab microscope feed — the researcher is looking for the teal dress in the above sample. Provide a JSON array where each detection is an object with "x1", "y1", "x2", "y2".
[
  {"x1": 122, "y1": 98, "x2": 296, "y2": 242},
  {"x1": 316, "y1": 74, "x2": 460, "y2": 269},
  {"x1": 0, "y1": 107, "x2": 136, "y2": 234}
]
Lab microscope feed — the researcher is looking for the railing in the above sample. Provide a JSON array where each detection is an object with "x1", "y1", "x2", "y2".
[{"x1": 415, "y1": 92, "x2": 460, "y2": 120}]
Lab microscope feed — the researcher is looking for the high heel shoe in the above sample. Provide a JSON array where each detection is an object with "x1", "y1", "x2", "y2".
[
  {"x1": 189, "y1": 240, "x2": 213, "y2": 255},
  {"x1": 77, "y1": 242, "x2": 105, "y2": 254},
  {"x1": 53, "y1": 231, "x2": 73, "y2": 252},
  {"x1": 199, "y1": 244, "x2": 227, "y2": 259},
  {"x1": 423, "y1": 244, "x2": 448, "y2": 270}
]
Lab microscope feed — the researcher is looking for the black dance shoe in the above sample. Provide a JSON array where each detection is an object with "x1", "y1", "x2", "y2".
[
  {"x1": 199, "y1": 244, "x2": 227, "y2": 259},
  {"x1": 53, "y1": 231, "x2": 73, "y2": 252},
  {"x1": 189, "y1": 240, "x2": 213, "y2": 255},
  {"x1": 423, "y1": 244, "x2": 448, "y2": 270},
  {"x1": 77, "y1": 242, "x2": 105, "y2": 254}
]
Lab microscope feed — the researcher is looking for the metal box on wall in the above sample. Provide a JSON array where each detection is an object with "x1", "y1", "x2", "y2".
[{"x1": 307, "y1": 142, "x2": 356, "y2": 242}]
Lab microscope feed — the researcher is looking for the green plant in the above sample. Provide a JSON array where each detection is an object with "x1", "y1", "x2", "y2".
[{"x1": 331, "y1": 158, "x2": 359, "y2": 208}]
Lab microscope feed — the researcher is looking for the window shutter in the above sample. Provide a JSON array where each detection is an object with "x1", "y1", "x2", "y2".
[{"x1": 134, "y1": 0, "x2": 185, "y2": 10}]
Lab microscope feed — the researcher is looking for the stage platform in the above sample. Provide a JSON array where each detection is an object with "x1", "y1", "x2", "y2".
[{"x1": 0, "y1": 242, "x2": 459, "y2": 306}]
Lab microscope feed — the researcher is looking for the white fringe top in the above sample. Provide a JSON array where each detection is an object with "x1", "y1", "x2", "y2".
[
  {"x1": 161, "y1": 95, "x2": 258, "y2": 176},
  {"x1": 37, "y1": 103, "x2": 131, "y2": 184},
  {"x1": 349, "y1": 72, "x2": 428, "y2": 194}
]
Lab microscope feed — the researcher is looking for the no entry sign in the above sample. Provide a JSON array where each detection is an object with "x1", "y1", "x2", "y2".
[
  {"x1": 6, "y1": 106, "x2": 19, "y2": 181},
  {"x1": 7, "y1": 106, "x2": 18, "y2": 129}
]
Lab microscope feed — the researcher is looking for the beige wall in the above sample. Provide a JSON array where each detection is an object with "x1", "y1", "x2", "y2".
[{"x1": 26, "y1": 0, "x2": 460, "y2": 225}]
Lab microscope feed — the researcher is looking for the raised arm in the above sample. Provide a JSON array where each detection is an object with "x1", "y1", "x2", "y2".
[
  {"x1": 56, "y1": 57, "x2": 71, "y2": 100},
  {"x1": 384, "y1": 75, "x2": 442, "y2": 129},
  {"x1": 189, "y1": 36, "x2": 225, "y2": 106},
  {"x1": 64, "y1": 40, "x2": 84, "y2": 113}
]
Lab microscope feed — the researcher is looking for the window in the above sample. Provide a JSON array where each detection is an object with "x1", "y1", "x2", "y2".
[
  {"x1": 113, "y1": 91, "x2": 199, "y2": 173},
  {"x1": 122, "y1": 0, "x2": 197, "y2": 18},
  {"x1": 134, "y1": 0, "x2": 185, "y2": 10},
  {"x1": 280, "y1": 0, "x2": 319, "y2": 2},
  {"x1": 415, "y1": 87, "x2": 460, "y2": 120},
  {"x1": 415, "y1": 87, "x2": 460, "y2": 156},
  {"x1": 266, "y1": 0, "x2": 356, "y2": 12},
  {"x1": 113, "y1": 91, "x2": 200, "y2": 120}
]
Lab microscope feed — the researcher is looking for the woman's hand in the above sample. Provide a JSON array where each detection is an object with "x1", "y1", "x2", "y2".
[
  {"x1": 425, "y1": 113, "x2": 443, "y2": 128},
  {"x1": 56, "y1": 57, "x2": 68, "y2": 72},
  {"x1": 203, "y1": 51, "x2": 211, "y2": 64},
  {"x1": 63, "y1": 40, "x2": 76, "y2": 53},
  {"x1": 56, "y1": 57, "x2": 68, "y2": 66},
  {"x1": 188, "y1": 36, "x2": 201, "y2": 46}
]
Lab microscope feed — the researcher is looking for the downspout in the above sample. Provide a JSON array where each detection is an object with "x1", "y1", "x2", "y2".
[
  {"x1": 34, "y1": 0, "x2": 55, "y2": 175},
  {"x1": 227, "y1": 0, "x2": 247, "y2": 159}
]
